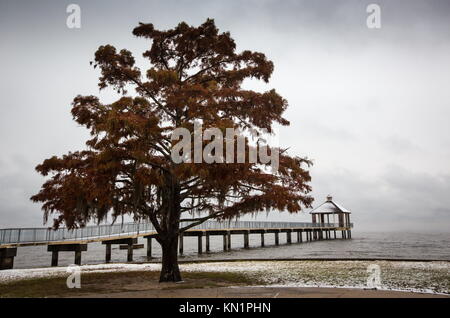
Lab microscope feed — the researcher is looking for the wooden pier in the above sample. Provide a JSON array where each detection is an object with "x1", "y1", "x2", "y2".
[
  {"x1": 146, "y1": 225, "x2": 351, "y2": 258},
  {"x1": 0, "y1": 196, "x2": 353, "y2": 270},
  {"x1": 0, "y1": 223, "x2": 352, "y2": 270}
]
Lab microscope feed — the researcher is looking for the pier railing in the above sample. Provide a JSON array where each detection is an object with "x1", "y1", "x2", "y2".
[{"x1": 0, "y1": 220, "x2": 352, "y2": 245}]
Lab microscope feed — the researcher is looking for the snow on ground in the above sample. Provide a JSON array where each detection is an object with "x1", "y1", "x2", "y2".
[
  {"x1": 1, "y1": 260, "x2": 449, "y2": 295},
  {"x1": 181, "y1": 260, "x2": 450, "y2": 294}
]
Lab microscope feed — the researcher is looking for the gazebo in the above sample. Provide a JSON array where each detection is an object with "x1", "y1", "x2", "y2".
[{"x1": 310, "y1": 195, "x2": 352, "y2": 238}]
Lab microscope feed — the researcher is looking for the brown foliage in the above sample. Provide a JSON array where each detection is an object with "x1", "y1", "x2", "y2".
[{"x1": 31, "y1": 19, "x2": 313, "y2": 281}]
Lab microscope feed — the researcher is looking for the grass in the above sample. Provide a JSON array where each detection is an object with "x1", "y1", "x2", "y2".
[{"x1": 0, "y1": 270, "x2": 263, "y2": 298}]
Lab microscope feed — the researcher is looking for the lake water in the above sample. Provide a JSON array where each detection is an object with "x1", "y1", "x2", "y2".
[{"x1": 10, "y1": 231, "x2": 450, "y2": 269}]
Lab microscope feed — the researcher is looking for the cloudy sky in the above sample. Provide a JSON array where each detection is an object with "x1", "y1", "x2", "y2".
[{"x1": 0, "y1": 0, "x2": 449, "y2": 232}]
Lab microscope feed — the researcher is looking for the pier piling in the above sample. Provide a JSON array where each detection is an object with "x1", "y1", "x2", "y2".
[
  {"x1": 223, "y1": 234, "x2": 228, "y2": 251},
  {"x1": 206, "y1": 233, "x2": 210, "y2": 252},
  {"x1": 0, "y1": 248, "x2": 17, "y2": 270},
  {"x1": 178, "y1": 234, "x2": 183, "y2": 255},
  {"x1": 146, "y1": 237, "x2": 153, "y2": 259},
  {"x1": 244, "y1": 231, "x2": 249, "y2": 249},
  {"x1": 127, "y1": 244, "x2": 133, "y2": 262},
  {"x1": 47, "y1": 244, "x2": 87, "y2": 267},
  {"x1": 101, "y1": 238, "x2": 137, "y2": 262},
  {"x1": 197, "y1": 233, "x2": 203, "y2": 254},
  {"x1": 75, "y1": 250, "x2": 82, "y2": 265},
  {"x1": 286, "y1": 230, "x2": 292, "y2": 244},
  {"x1": 105, "y1": 243, "x2": 111, "y2": 263},
  {"x1": 51, "y1": 250, "x2": 58, "y2": 267}
]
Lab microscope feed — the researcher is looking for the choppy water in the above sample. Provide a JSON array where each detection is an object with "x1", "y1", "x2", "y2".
[{"x1": 10, "y1": 231, "x2": 450, "y2": 269}]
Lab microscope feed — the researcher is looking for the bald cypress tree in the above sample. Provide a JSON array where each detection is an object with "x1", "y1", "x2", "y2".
[{"x1": 31, "y1": 19, "x2": 313, "y2": 282}]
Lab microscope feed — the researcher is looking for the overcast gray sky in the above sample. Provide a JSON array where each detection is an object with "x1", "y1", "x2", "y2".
[{"x1": 0, "y1": 0, "x2": 449, "y2": 232}]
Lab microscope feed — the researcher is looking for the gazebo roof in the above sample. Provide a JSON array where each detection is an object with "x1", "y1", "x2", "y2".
[{"x1": 310, "y1": 195, "x2": 351, "y2": 214}]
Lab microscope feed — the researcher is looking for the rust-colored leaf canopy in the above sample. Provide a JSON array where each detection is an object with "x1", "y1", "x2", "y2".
[{"x1": 31, "y1": 19, "x2": 313, "y2": 230}]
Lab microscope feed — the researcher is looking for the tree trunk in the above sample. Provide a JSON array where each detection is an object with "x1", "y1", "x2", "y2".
[
  {"x1": 159, "y1": 234, "x2": 182, "y2": 282},
  {"x1": 157, "y1": 176, "x2": 182, "y2": 282}
]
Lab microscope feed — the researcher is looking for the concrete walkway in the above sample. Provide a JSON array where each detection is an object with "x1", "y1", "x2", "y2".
[{"x1": 76, "y1": 286, "x2": 449, "y2": 298}]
